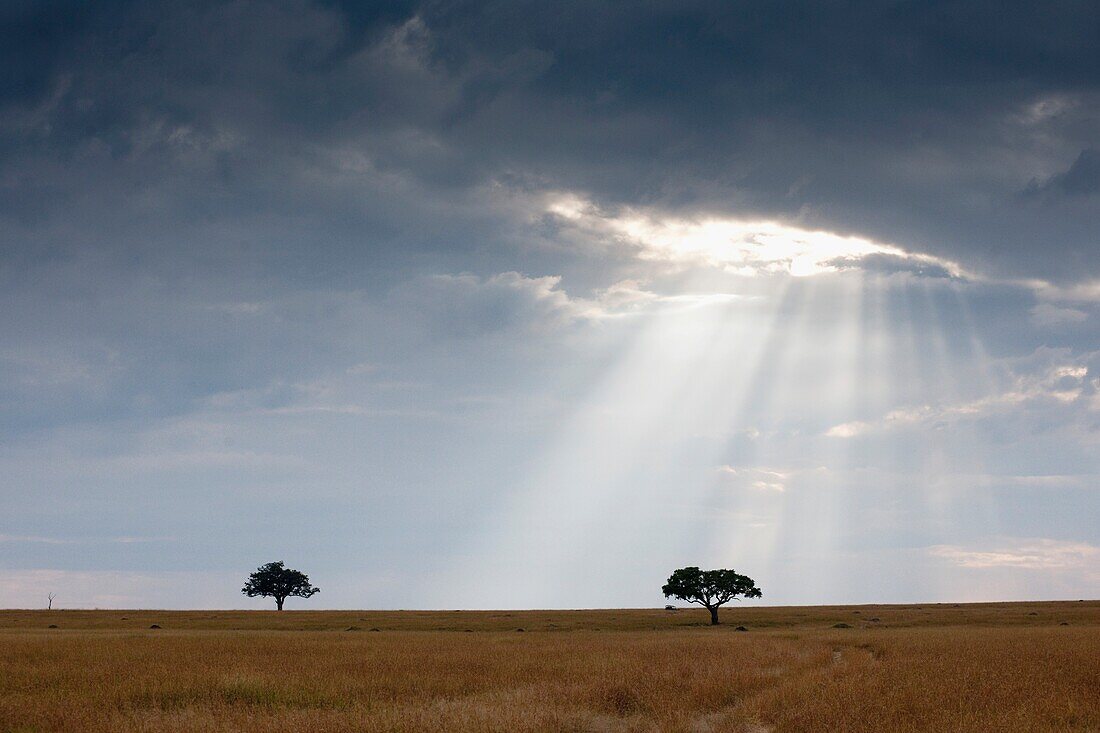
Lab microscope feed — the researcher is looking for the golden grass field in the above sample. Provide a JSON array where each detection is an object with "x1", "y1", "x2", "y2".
[{"x1": 1, "y1": 601, "x2": 1097, "y2": 732}]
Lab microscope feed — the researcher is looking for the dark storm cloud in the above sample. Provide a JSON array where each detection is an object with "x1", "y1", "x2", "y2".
[
  {"x1": 417, "y1": 0, "x2": 1100, "y2": 281},
  {"x1": 1, "y1": 0, "x2": 1099, "y2": 440},
  {"x1": 3, "y1": 0, "x2": 1100, "y2": 283}
]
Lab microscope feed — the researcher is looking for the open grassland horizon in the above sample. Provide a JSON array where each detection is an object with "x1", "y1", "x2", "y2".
[
  {"x1": 2, "y1": 599, "x2": 1098, "y2": 631},
  {"x1": 2, "y1": 601, "x2": 1098, "y2": 732}
]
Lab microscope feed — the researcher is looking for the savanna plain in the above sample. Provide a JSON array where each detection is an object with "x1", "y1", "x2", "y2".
[{"x1": 1, "y1": 601, "x2": 1097, "y2": 732}]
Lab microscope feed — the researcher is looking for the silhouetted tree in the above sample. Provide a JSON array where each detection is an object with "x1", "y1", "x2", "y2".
[
  {"x1": 662, "y1": 566, "x2": 761, "y2": 625},
  {"x1": 242, "y1": 561, "x2": 320, "y2": 610},
  {"x1": 47, "y1": 592, "x2": 55, "y2": 610}
]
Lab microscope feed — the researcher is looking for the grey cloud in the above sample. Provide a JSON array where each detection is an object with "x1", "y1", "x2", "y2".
[
  {"x1": 393, "y1": 271, "x2": 663, "y2": 337},
  {"x1": 1023, "y1": 148, "x2": 1100, "y2": 198},
  {"x1": 825, "y1": 253, "x2": 959, "y2": 280},
  {"x1": 395, "y1": 271, "x2": 583, "y2": 336}
]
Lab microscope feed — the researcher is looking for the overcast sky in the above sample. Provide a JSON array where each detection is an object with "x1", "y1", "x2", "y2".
[{"x1": 2, "y1": 0, "x2": 1098, "y2": 609}]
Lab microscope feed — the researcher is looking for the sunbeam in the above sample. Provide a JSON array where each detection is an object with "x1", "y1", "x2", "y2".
[{"x1": 444, "y1": 274, "x2": 798, "y2": 607}]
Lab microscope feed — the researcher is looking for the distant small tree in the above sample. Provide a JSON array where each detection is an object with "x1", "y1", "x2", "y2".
[
  {"x1": 242, "y1": 561, "x2": 320, "y2": 610},
  {"x1": 47, "y1": 592, "x2": 55, "y2": 610},
  {"x1": 662, "y1": 566, "x2": 761, "y2": 625}
]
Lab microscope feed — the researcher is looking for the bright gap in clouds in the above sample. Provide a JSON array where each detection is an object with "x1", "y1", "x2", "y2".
[{"x1": 546, "y1": 193, "x2": 966, "y2": 279}]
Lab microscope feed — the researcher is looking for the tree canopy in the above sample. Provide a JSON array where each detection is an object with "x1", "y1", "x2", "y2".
[
  {"x1": 662, "y1": 566, "x2": 762, "y2": 625},
  {"x1": 242, "y1": 561, "x2": 320, "y2": 610}
]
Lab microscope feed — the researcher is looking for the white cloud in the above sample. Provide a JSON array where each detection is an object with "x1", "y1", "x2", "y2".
[
  {"x1": 717, "y1": 465, "x2": 792, "y2": 492},
  {"x1": 1031, "y1": 278, "x2": 1100, "y2": 304},
  {"x1": 540, "y1": 192, "x2": 967, "y2": 279},
  {"x1": 826, "y1": 349, "x2": 1097, "y2": 438},
  {"x1": 345, "y1": 362, "x2": 380, "y2": 375},
  {"x1": 587, "y1": 279, "x2": 660, "y2": 313},
  {"x1": 538, "y1": 191, "x2": 1100, "y2": 308},
  {"x1": 930, "y1": 539, "x2": 1100, "y2": 570},
  {"x1": 1017, "y1": 94, "x2": 1080, "y2": 126},
  {"x1": 1030, "y1": 302, "x2": 1088, "y2": 327}
]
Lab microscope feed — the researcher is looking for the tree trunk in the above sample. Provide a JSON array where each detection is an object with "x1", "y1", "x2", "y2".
[
  {"x1": 709, "y1": 606, "x2": 720, "y2": 625},
  {"x1": 276, "y1": 597, "x2": 284, "y2": 611}
]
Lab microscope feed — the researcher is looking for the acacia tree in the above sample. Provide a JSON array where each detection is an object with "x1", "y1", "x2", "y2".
[
  {"x1": 662, "y1": 566, "x2": 762, "y2": 625},
  {"x1": 242, "y1": 561, "x2": 320, "y2": 610}
]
